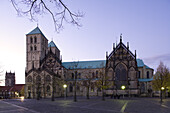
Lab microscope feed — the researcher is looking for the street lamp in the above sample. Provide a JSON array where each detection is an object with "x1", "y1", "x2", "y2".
[
  {"x1": 160, "y1": 86, "x2": 165, "y2": 103},
  {"x1": 121, "y1": 85, "x2": 126, "y2": 99},
  {"x1": 161, "y1": 87, "x2": 165, "y2": 90},
  {"x1": 63, "y1": 84, "x2": 67, "y2": 100}
]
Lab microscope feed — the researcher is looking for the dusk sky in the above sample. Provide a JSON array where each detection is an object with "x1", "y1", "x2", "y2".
[{"x1": 0, "y1": 0, "x2": 170, "y2": 85}]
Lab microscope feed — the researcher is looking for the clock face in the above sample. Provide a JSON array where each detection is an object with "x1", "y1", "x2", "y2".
[{"x1": 46, "y1": 57, "x2": 55, "y2": 68}]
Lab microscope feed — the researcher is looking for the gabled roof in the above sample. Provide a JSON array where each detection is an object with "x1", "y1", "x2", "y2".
[
  {"x1": 136, "y1": 59, "x2": 153, "y2": 69},
  {"x1": 108, "y1": 38, "x2": 135, "y2": 60},
  {"x1": 62, "y1": 60, "x2": 106, "y2": 69},
  {"x1": 48, "y1": 41, "x2": 57, "y2": 48},
  {"x1": 27, "y1": 27, "x2": 47, "y2": 39}
]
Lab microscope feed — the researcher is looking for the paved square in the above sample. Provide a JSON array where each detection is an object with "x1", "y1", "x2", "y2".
[{"x1": 0, "y1": 97, "x2": 170, "y2": 113}]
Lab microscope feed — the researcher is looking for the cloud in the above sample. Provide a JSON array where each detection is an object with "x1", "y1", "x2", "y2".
[{"x1": 142, "y1": 53, "x2": 170, "y2": 71}]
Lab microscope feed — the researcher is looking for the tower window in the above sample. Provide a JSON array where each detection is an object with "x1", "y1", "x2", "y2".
[
  {"x1": 147, "y1": 71, "x2": 149, "y2": 78},
  {"x1": 138, "y1": 71, "x2": 141, "y2": 78},
  {"x1": 34, "y1": 36, "x2": 37, "y2": 43},
  {"x1": 30, "y1": 37, "x2": 33, "y2": 43},
  {"x1": 34, "y1": 45, "x2": 37, "y2": 51}
]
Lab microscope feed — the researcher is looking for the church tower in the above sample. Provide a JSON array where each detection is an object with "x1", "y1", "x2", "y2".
[
  {"x1": 26, "y1": 27, "x2": 48, "y2": 72},
  {"x1": 5, "y1": 71, "x2": 15, "y2": 86}
]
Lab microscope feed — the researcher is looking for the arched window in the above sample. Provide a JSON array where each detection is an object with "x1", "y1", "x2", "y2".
[
  {"x1": 34, "y1": 36, "x2": 37, "y2": 43},
  {"x1": 36, "y1": 75, "x2": 41, "y2": 83},
  {"x1": 34, "y1": 45, "x2": 37, "y2": 51},
  {"x1": 46, "y1": 75, "x2": 51, "y2": 82},
  {"x1": 147, "y1": 71, "x2": 149, "y2": 78},
  {"x1": 72, "y1": 73, "x2": 74, "y2": 79},
  {"x1": 138, "y1": 71, "x2": 141, "y2": 78},
  {"x1": 92, "y1": 72, "x2": 95, "y2": 78},
  {"x1": 96, "y1": 71, "x2": 98, "y2": 75},
  {"x1": 69, "y1": 84, "x2": 73, "y2": 92},
  {"x1": 27, "y1": 76, "x2": 32, "y2": 82},
  {"x1": 30, "y1": 37, "x2": 33, "y2": 43},
  {"x1": 115, "y1": 63, "x2": 127, "y2": 81},
  {"x1": 78, "y1": 73, "x2": 81, "y2": 79},
  {"x1": 46, "y1": 85, "x2": 50, "y2": 92}
]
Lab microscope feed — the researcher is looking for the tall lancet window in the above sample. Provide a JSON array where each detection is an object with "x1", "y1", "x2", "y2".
[
  {"x1": 34, "y1": 45, "x2": 37, "y2": 51},
  {"x1": 115, "y1": 63, "x2": 127, "y2": 81},
  {"x1": 34, "y1": 36, "x2": 37, "y2": 43}
]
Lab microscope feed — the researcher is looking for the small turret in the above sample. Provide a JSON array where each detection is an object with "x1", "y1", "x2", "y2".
[{"x1": 120, "y1": 33, "x2": 122, "y2": 43}]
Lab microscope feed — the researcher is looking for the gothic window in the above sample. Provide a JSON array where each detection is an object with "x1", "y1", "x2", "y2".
[
  {"x1": 46, "y1": 85, "x2": 50, "y2": 92},
  {"x1": 30, "y1": 37, "x2": 33, "y2": 43},
  {"x1": 28, "y1": 86, "x2": 31, "y2": 91},
  {"x1": 69, "y1": 84, "x2": 73, "y2": 92},
  {"x1": 34, "y1": 45, "x2": 37, "y2": 51},
  {"x1": 72, "y1": 73, "x2": 74, "y2": 79},
  {"x1": 138, "y1": 71, "x2": 141, "y2": 78},
  {"x1": 96, "y1": 71, "x2": 98, "y2": 75},
  {"x1": 30, "y1": 46, "x2": 33, "y2": 51},
  {"x1": 78, "y1": 73, "x2": 81, "y2": 79},
  {"x1": 147, "y1": 71, "x2": 149, "y2": 78},
  {"x1": 27, "y1": 76, "x2": 32, "y2": 82},
  {"x1": 36, "y1": 75, "x2": 41, "y2": 83},
  {"x1": 46, "y1": 75, "x2": 51, "y2": 82},
  {"x1": 34, "y1": 36, "x2": 37, "y2": 43},
  {"x1": 115, "y1": 63, "x2": 127, "y2": 81},
  {"x1": 92, "y1": 72, "x2": 95, "y2": 78}
]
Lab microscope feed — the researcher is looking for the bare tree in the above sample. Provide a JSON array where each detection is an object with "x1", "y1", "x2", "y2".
[
  {"x1": 152, "y1": 61, "x2": 170, "y2": 101},
  {"x1": 82, "y1": 73, "x2": 93, "y2": 99},
  {"x1": 96, "y1": 71, "x2": 112, "y2": 101},
  {"x1": 10, "y1": 0, "x2": 83, "y2": 32}
]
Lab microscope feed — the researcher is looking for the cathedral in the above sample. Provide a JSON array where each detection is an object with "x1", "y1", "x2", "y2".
[{"x1": 25, "y1": 27, "x2": 154, "y2": 98}]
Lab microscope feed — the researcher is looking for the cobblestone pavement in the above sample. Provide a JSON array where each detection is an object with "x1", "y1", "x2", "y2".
[{"x1": 0, "y1": 97, "x2": 170, "y2": 113}]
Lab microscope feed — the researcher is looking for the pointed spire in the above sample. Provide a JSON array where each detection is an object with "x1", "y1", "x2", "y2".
[
  {"x1": 37, "y1": 22, "x2": 39, "y2": 27},
  {"x1": 60, "y1": 55, "x2": 62, "y2": 62},
  {"x1": 113, "y1": 43, "x2": 115, "y2": 50},
  {"x1": 127, "y1": 42, "x2": 129, "y2": 49},
  {"x1": 50, "y1": 45, "x2": 52, "y2": 53},
  {"x1": 106, "y1": 51, "x2": 108, "y2": 59},
  {"x1": 135, "y1": 50, "x2": 136, "y2": 58},
  {"x1": 120, "y1": 33, "x2": 122, "y2": 43}
]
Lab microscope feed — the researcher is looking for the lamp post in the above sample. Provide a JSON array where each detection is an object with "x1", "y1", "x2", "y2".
[
  {"x1": 121, "y1": 85, "x2": 126, "y2": 99},
  {"x1": 161, "y1": 86, "x2": 165, "y2": 103},
  {"x1": 63, "y1": 84, "x2": 67, "y2": 100}
]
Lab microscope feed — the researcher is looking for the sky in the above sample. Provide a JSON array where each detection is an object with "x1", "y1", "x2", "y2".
[{"x1": 0, "y1": 0, "x2": 170, "y2": 85}]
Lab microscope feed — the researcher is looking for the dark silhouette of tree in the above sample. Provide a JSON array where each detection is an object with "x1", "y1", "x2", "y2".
[
  {"x1": 10, "y1": 0, "x2": 83, "y2": 32},
  {"x1": 82, "y1": 73, "x2": 93, "y2": 99},
  {"x1": 152, "y1": 61, "x2": 170, "y2": 100},
  {"x1": 96, "y1": 71, "x2": 112, "y2": 101}
]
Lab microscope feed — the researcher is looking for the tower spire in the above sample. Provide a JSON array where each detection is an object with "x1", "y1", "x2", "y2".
[{"x1": 120, "y1": 33, "x2": 122, "y2": 43}]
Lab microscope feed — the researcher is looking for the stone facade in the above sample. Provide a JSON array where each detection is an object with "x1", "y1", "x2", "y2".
[{"x1": 25, "y1": 27, "x2": 154, "y2": 98}]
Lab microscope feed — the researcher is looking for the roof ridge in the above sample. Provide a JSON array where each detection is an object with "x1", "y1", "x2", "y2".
[{"x1": 27, "y1": 27, "x2": 47, "y2": 39}]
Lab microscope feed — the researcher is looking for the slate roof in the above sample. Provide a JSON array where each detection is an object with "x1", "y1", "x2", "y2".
[
  {"x1": 138, "y1": 77, "x2": 153, "y2": 82},
  {"x1": 62, "y1": 59, "x2": 152, "y2": 70},
  {"x1": 136, "y1": 59, "x2": 153, "y2": 69},
  {"x1": 27, "y1": 27, "x2": 47, "y2": 39},
  {"x1": 62, "y1": 60, "x2": 106, "y2": 69},
  {"x1": 48, "y1": 41, "x2": 57, "y2": 48}
]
